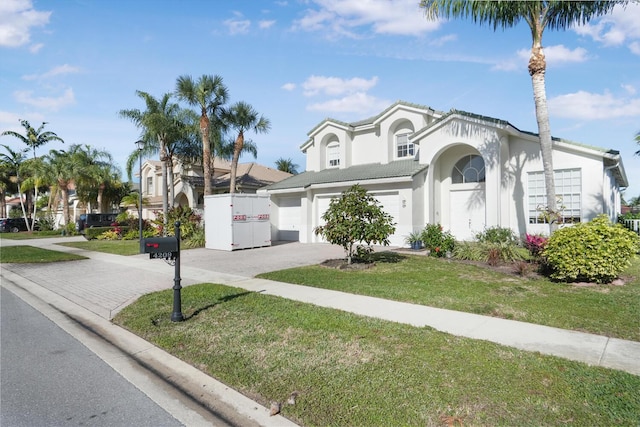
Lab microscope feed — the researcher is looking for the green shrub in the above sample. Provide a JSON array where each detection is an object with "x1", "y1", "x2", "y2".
[
  {"x1": 84, "y1": 226, "x2": 113, "y2": 240},
  {"x1": 543, "y1": 215, "x2": 640, "y2": 284},
  {"x1": 153, "y1": 206, "x2": 203, "y2": 240},
  {"x1": 453, "y1": 241, "x2": 486, "y2": 261},
  {"x1": 420, "y1": 223, "x2": 455, "y2": 257},
  {"x1": 475, "y1": 226, "x2": 518, "y2": 244},
  {"x1": 183, "y1": 227, "x2": 205, "y2": 249}
]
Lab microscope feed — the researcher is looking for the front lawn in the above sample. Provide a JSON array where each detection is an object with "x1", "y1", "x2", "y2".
[
  {"x1": 57, "y1": 240, "x2": 141, "y2": 256},
  {"x1": 0, "y1": 245, "x2": 87, "y2": 263},
  {"x1": 258, "y1": 252, "x2": 640, "y2": 341},
  {"x1": 113, "y1": 283, "x2": 640, "y2": 426}
]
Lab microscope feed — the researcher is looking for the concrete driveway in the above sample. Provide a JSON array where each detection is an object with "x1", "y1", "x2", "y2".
[{"x1": 178, "y1": 241, "x2": 349, "y2": 277}]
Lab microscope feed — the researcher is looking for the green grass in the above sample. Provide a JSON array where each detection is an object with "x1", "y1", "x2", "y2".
[
  {"x1": 0, "y1": 245, "x2": 87, "y2": 263},
  {"x1": 113, "y1": 283, "x2": 640, "y2": 426},
  {"x1": 258, "y1": 252, "x2": 640, "y2": 341},
  {"x1": 0, "y1": 230, "x2": 73, "y2": 239},
  {"x1": 57, "y1": 239, "x2": 141, "y2": 255}
]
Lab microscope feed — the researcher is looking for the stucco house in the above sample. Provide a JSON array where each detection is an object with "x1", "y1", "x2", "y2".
[
  {"x1": 136, "y1": 157, "x2": 291, "y2": 220},
  {"x1": 260, "y1": 101, "x2": 628, "y2": 246}
]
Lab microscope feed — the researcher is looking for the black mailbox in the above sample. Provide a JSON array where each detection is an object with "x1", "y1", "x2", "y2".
[{"x1": 143, "y1": 237, "x2": 178, "y2": 259}]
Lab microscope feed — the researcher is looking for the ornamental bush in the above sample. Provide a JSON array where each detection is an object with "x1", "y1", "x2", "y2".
[
  {"x1": 314, "y1": 184, "x2": 396, "y2": 264},
  {"x1": 542, "y1": 215, "x2": 640, "y2": 284},
  {"x1": 421, "y1": 223, "x2": 455, "y2": 257}
]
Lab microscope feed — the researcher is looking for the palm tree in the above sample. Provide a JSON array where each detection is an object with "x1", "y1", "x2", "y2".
[
  {"x1": 175, "y1": 74, "x2": 229, "y2": 196},
  {"x1": 0, "y1": 145, "x2": 30, "y2": 229},
  {"x1": 420, "y1": 0, "x2": 624, "y2": 233},
  {"x1": 1, "y1": 119, "x2": 64, "y2": 218},
  {"x1": 634, "y1": 130, "x2": 639, "y2": 156},
  {"x1": 43, "y1": 147, "x2": 83, "y2": 226},
  {"x1": 223, "y1": 101, "x2": 270, "y2": 193},
  {"x1": 72, "y1": 144, "x2": 118, "y2": 212},
  {"x1": 120, "y1": 91, "x2": 188, "y2": 224},
  {"x1": 275, "y1": 157, "x2": 299, "y2": 175}
]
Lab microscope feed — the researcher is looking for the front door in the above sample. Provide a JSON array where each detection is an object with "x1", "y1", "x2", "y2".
[{"x1": 449, "y1": 187, "x2": 485, "y2": 240}]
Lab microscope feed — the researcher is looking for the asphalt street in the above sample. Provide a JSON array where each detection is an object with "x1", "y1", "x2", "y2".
[{"x1": 1, "y1": 286, "x2": 183, "y2": 427}]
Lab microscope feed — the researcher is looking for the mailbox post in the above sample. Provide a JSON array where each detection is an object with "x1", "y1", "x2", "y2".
[{"x1": 142, "y1": 221, "x2": 183, "y2": 322}]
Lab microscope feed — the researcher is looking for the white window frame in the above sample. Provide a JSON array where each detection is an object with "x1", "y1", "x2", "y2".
[
  {"x1": 327, "y1": 142, "x2": 340, "y2": 168},
  {"x1": 396, "y1": 133, "x2": 414, "y2": 158},
  {"x1": 528, "y1": 169, "x2": 582, "y2": 224},
  {"x1": 146, "y1": 176, "x2": 153, "y2": 196},
  {"x1": 452, "y1": 155, "x2": 485, "y2": 184}
]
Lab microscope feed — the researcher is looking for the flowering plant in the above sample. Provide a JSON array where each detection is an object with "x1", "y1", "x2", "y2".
[{"x1": 524, "y1": 233, "x2": 548, "y2": 258}]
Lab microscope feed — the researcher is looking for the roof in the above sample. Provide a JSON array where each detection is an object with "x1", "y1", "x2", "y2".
[
  {"x1": 184, "y1": 162, "x2": 292, "y2": 190},
  {"x1": 264, "y1": 159, "x2": 429, "y2": 191}
]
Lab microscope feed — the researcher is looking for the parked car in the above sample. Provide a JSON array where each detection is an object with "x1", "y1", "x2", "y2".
[
  {"x1": 0, "y1": 217, "x2": 39, "y2": 233},
  {"x1": 75, "y1": 213, "x2": 119, "y2": 233}
]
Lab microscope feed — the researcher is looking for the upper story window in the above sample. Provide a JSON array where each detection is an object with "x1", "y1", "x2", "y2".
[
  {"x1": 452, "y1": 155, "x2": 485, "y2": 184},
  {"x1": 146, "y1": 176, "x2": 153, "y2": 195},
  {"x1": 327, "y1": 142, "x2": 340, "y2": 168},
  {"x1": 396, "y1": 133, "x2": 414, "y2": 158}
]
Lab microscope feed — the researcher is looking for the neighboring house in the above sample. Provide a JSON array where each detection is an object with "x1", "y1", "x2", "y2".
[
  {"x1": 260, "y1": 101, "x2": 628, "y2": 246},
  {"x1": 136, "y1": 157, "x2": 291, "y2": 219}
]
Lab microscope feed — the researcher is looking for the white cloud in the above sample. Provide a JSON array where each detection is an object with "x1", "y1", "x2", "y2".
[
  {"x1": 0, "y1": 0, "x2": 51, "y2": 48},
  {"x1": 429, "y1": 34, "x2": 456, "y2": 47},
  {"x1": 302, "y1": 75, "x2": 379, "y2": 97},
  {"x1": 281, "y1": 82, "x2": 296, "y2": 91},
  {"x1": 630, "y1": 41, "x2": 640, "y2": 56},
  {"x1": 621, "y1": 84, "x2": 637, "y2": 95},
  {"x1": 573, "y1": 3, "x2": 640, "y2": 50},
  {"x1": 292, "y1": 0, "x2": 441, "y2": 38},
  {"x1": 13, "y1": 87, "x2": 76, "y2": 111},
  {"x1": 29, "y1": 42, "x2": 43, "y2": 53},
  {"x1": 224, "y1": 18, "x2": 251, "y2": 35},
  {"x1": 307, "y1": 92, "x2": 390, "y2": 114},
  {"x1": 22, "y1": 64, "x2": 81, "y2": 81},
  {"x1": 259, "y1": 20, "x2": 275, "y2": 30},
  {"x1": 548, "y1": 90, "x2": 640, "y2": 120}
]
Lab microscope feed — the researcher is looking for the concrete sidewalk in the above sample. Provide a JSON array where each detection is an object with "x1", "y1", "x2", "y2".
[{"x1": 2, "y1": 237, "x2": 639, "y2": 378}]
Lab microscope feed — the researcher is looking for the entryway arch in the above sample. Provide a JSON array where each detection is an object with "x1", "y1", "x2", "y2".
[{"x1": 433, "y1": 145, "x2": 486, "y2": 240}]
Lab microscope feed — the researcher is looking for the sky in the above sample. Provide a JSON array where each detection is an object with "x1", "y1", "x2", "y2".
[{"x1": 1, "y1": 0, "x2": 639, "y2": 198}]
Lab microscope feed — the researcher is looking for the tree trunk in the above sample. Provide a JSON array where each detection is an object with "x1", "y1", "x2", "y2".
[
  {"x1": 59, "y1": 182, "x2": 70, "y2": 226},
  {"x1": 229, "y1": 131, "x2": 244, "y2": 194},
  {"x1": 97, "y1": 184, "x2": 105, "y2": 213},
  {"x1": 529, "y1": 42, "x2": 557, "y2": 234},
  {"x1": 167, "y1": 156, "x2": 175, "y2": 208},
  {"x1": 159, "y1": 137, "x2": 169, "y2": 233},
  {"x1": 0, "y1": 188, "x2": 5, "y2": 218},
  {"x1": 201, "y1": 113, "x2": 212, "y2": 196}
]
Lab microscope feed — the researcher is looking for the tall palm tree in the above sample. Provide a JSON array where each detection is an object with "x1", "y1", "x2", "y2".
[
  {"x1": 634, "y1": 130, "x2": 639, "y2": 156},
  {"x1": 420, "y1": 0, "x2": 625, "y2": 233},
  {"x1": 223, "y1": 101, "x2": 270, "y2": 193},
  {"x1": 1, "y1": 119, "x2": 64, "y2": 218},
  {"x1": 0, "y1": 145, "x2": 30, "y2": 229},
  {"x1": 175, "y1": 74, "x2": 229, "y2": 196},
  {"x1": 120, "y1": 91, "x2": 187, "y2": 224},
  {"x1": 275, "y1": 157, "x2": 299, "y2": 175}
]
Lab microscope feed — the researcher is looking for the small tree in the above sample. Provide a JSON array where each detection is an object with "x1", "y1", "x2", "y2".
[{"x1": 314, "y1": 185, "x2": 396, "y2": 264}]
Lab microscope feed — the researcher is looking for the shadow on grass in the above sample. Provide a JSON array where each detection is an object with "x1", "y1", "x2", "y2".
[
  {"x1": 184, "y1": 290, "x2": 257, "y2": 321},
  {"x1": 368, "y1": 251, "x2": 406, "y2": 264}
]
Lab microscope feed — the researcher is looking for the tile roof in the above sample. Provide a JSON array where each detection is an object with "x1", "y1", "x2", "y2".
[{"x1": 264, "y1": 159, "x2": 428, "y2": 190}]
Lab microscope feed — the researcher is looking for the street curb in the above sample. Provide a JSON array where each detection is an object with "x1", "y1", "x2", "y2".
[{"x1": 1, "y1": 269, "x2": 299, "y2": 427}]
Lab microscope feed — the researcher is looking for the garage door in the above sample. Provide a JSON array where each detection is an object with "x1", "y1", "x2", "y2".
[{"x1": 277, "y1": 197, "x2": 301, "y2": 241}]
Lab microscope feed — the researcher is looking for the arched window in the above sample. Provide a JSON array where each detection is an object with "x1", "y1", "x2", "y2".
[
  {"x1": 452, "y1": 155, "x2": 485, "y2": 184},
  {"x1": 327, "y1": 141, "x2": 340, "y2": 167}
]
